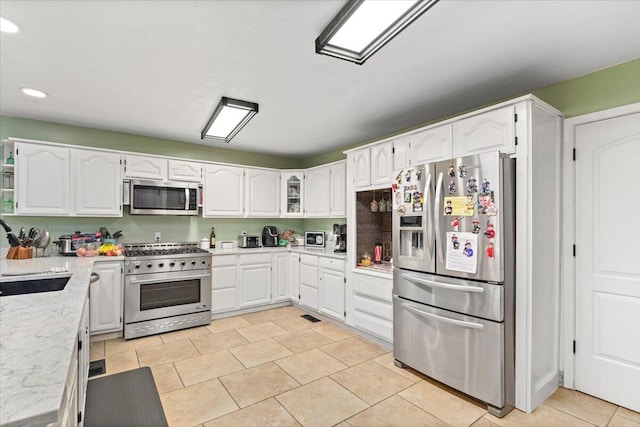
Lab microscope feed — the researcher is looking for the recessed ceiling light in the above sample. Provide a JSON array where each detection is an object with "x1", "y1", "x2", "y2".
[
  {"x1": 316, "y1": 0, "x2": 439, "y2": 65},
  {"x1": 21, "y1": 88, "x2": 48, "y2": 98},
  {"x1": 0, "y1": 16, "x2": 20, "y2": 34},
  {"x1": 201, "y1": 97, "x2": 259, "y2": 143}
]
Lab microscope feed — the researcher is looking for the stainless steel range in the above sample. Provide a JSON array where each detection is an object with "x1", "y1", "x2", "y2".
[{"x1": 123, "y1": 242, "x2": 212, "y2": 339}]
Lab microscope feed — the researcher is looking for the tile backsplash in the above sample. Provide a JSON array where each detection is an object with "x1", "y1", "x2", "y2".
[{"x1": 356, "y1": 190, "x2": 392, "y2": 262}]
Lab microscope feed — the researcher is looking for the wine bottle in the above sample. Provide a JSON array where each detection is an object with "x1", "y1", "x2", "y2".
[{"x1": 210, "y1": 227, "x2": 216, "y2": 249}]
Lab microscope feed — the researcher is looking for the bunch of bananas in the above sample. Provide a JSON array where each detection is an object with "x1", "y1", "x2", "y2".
[{"x1": 98, "y1": 242, "x2": 123, "y2": 256}]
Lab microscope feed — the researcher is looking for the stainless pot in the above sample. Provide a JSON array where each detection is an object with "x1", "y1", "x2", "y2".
[{"x1": 54, "y1": 237, "x2": 75, "y2": 255}]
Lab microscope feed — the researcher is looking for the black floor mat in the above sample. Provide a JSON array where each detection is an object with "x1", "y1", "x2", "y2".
[
  {"x1": 301, "y1": 314, "x2": 321, "y2": 323},
  {"x1": 84, "y1": 367, "x2": 168, "y2": 427},
  {"x1": 88, "y1": 359, "x2": 105, "y2": 378}
]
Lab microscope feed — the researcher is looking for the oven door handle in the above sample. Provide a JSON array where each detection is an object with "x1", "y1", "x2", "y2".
[
  {"x1": 127, "y1": 273, "x2": 210, "y2": 285},
  {"x1": 401, "y1": 303, "x2": 484, "y2": 330},
  {"x1": 402, "y1": 273, "x2": 484, "y2": 293}
]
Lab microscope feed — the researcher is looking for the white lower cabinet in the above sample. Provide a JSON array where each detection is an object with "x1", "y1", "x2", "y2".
[
  {"x1": 89, "y1": 261, "x2": 123, "y2": 335},
  {"x1": 352, "y1": 272, "x2": 393, "y2": 342},
  {"x1": 211, "y1": 255, "x2": 238, "y2": 313},
  {"x1": 238, "y1": 253, "x2": 272, "y2": 308},
  {"x1": 319, "y1": 257, "x2": 345, "y2": 321},
  {"x1": 289, "y1": 252, "x2": 300, "y2": 302},
  {"x1": 272, "y1": 252, "x2": 289, "y2": 302},
  {"x1": 299, "y1": 254, "x2": 319, "y2": 310}
]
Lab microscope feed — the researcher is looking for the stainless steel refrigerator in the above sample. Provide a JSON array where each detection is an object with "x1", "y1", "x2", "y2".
[{"x1": 392, "y1": 151, "x2": 515, "y2": 417}]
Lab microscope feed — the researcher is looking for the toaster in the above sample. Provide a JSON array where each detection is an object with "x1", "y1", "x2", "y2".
[
  {"x1": 262, "y1": 226, "x2": 279, "y2": 247},
  {"x1": 238, "y1": 234, "x2": 261, "y2": 248}
]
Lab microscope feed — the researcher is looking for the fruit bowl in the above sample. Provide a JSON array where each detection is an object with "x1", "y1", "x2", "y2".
[
  {"x1": 98, "y1": 242, "x2": 123, "y2": 256},
  {"x1": 76, "y1": 242, "x2": 100, "y2": 257}
]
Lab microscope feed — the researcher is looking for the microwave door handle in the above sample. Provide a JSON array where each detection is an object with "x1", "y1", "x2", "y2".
[
  {"x1": 434, "y1": 171, "x2": 444, "y2": 264},
  {"x1": 424, "y1": 172, "x2": 433, "y2": 261},
  {"x1": 402, "y1": 273, "x2": 484, "y2": 293},
  {"x1": 185, "y1": 188, "x2": 190, "y2": 210},
  {"x1": 128, "y1": 273, "x2": 210, "y2": 285},
  {"x1": 401, "y1": 303, "x2": 484, "y2": 330}
]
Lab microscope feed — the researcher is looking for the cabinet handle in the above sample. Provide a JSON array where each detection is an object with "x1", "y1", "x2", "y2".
[{"x1": 89, "y1": 272, "x2": 100, "y2": 283}]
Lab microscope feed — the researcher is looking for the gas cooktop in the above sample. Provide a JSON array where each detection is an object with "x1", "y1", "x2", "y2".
[{"x1": 123, "y1": 242, "x2": 210, "y2": 258}]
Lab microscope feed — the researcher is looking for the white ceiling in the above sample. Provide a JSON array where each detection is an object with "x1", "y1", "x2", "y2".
[{"x1": 1, "y1": 1, "x2": 639, "y2": 159}]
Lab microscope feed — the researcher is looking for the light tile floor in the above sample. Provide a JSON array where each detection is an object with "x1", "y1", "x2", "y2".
[{"x1": 90, "y1": 306, "x2": 640, "y2": 427}]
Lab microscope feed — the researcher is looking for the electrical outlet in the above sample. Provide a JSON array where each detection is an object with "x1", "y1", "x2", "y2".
[{"x1": 155, "y1": 232, "x2": 161, "y2": 242}]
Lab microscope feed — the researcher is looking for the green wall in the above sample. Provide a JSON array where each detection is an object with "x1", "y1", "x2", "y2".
[{"x1": 301, "y1": 58, "x2": 640, "y2": 168}]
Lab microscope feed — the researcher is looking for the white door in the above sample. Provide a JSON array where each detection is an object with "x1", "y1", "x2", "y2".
[
  {"x1": 411, "y1": 124, "x2": 453, "y2": 164},
  {"x1": 289, "y1": 252, "x2": 300, "y2": 302},
  {"x1": 299, "y1": 254, "x2": 319, "y2": 310},
  {"x1": 168, "y1": 159, "x2": 202, "y2": 182},
  {"x1": 245, "y1": 168, "x2": 280, "y2": 217},
  {"x1": 452, "y1": 106, "x2": 515, "y2": 157},
  {"x1": 211, "y1": 255, "x2": 238, "y2": 313},
  {"x1": 352, "y1": 148, "x2": 371, "y2": 188},
  {"x1": 330, "y1": 161, "x2": 346, "y2": 217},
  {"x1": 203, "y1": 164, "x2": 244, "y2": 216},
  {"x1": 320, "y1": 268, "x2": 344, "y2": 321},
  {"x1": 306, "y1": 165, "x2": 330, "y2": 217},
  {"x1": 281, "y1": 170, "x2": 305, "y2": 217},
  {"x1": 239, "y1": 263, "x2": 272, "y2": 308},
  {"x1": 393, "y1": 136, "x2": 410, "y2": 170},
  {"x1": 371, "y1": 141, "x2": 393, "y2": 186},
  {"x1": 72, "y1": 149, "x2": 122, "y2": 216},
  {"x1": 89, "y1": 262, "x2": 123, "y2": 334},
  {"x1": 575, "y1": 111, "x2": 640, "y2": 412},
  {"x1": 124, "y1": 154, "x2": 167, "y2": 180},
  {"x1": 272, "y1": 253, "x2": 289, "y2": 302}
]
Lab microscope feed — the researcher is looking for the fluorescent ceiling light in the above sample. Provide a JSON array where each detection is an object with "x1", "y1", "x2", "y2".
[
  {"x1": 21, "y1": 87, "x2": 47, "y2": 98},
  {"x1": 316, "y1": 0, "x2": 439, "y2": 65},
  {"x1": 201, "y1": 97, "x2": 259, "y2": 143},
  {"x1": 0, "y1": 16, "x2": 20, "y2": 34}
]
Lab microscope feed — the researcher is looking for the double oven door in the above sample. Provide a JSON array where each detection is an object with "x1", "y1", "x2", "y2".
[{"x1": 125, "y1": 268, "x2": 211, "y2": 325}]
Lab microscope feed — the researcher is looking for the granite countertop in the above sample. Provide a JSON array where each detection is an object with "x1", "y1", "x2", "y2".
[
  {"x1": 0, "y1": 255, "x2": 113, "y2": 427},
  {"x1": 209, "y1": 245, "x2": 348, "y2": 260}
]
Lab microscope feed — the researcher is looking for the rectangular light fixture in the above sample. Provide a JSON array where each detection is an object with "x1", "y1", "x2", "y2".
[
  {"x1": 315, "y1": 0, "x2": 439, "y2": 65},
  {"x1": 201, "y1": 97, "x2": 259, "y2": 143}
]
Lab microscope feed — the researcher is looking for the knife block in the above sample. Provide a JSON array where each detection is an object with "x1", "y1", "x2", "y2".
[{"x1": 6, "y1": 247, "x2": 33, "y2": 259}]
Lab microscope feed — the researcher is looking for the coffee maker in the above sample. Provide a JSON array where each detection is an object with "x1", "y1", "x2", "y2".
[{"x1": 333, "y1": 223, "x2": 347, "y2": 252}]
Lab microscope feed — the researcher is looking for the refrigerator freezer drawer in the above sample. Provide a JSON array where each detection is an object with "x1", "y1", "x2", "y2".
[
  {"x1": 393, "y1": 296, "x2": 505, "y2": 407},
  {"x1": 394, "y1": 269, "x2": 503, "y2": 321}
]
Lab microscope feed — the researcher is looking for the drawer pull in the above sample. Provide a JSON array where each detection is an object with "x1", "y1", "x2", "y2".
[
  {"x1": 401, "y1": 303, "x2": 484, "y2": 330},
  {"x1": 403, "y1": 274, "x2": 484, "y2": 293}
]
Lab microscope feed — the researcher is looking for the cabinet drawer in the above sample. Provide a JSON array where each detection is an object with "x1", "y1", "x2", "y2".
[
  {"x1": 238, "y1": 253, "x2": 272, "y2": 265},
  {"x1": 211, "y1": 265, "x2": 236, "y2": 288},
  {"x1": 300, "y1": 254, "x2": 319, "y2": 266},
  {"x1": 354, "y1": 308, "x2": 392, "y2": 342},
  {"x1": 354, "y1": 294, "x2": 393, "y2": 321},
  {"x1": 319, "y1": 257, "x2": 345, "y2": 272},
  {"x1": 212, "y1": 255, "x2": 236, "y2": 267},
  {"x1": 353, "y1": 273, "x2": 392, "y2": 302}
]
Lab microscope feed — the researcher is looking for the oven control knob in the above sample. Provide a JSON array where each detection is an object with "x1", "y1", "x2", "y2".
[
  {"x1": 147, "y1": 263, "x2": 153, "y2": 268},
  {"x1": 191, "y1": 260, "x2": 196, "y2": 265},
  {"x1": 158, "y1": 263, "x2": 164, "y2": 268},
  {"x1": 201, "y1": 259, "x2": 206, "y2": 265},
  {"x1": 134, "y1": 264, "x2": 140, "y2": 269},
  {"x1": 169, "y1": 262, "x2": 175, "y2": 267},
  {"x1": 180, "y1": 261, "x2": 186, "y2": 266}
]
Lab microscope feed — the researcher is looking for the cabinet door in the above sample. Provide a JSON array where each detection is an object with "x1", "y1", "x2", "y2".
[
  {"x1": 289, "y1": 252, "x2": 300, "y2": 302},
  {"x1": 15, "y1": 142, "x2": 70, "y2": 215},
  {"x1": 299, "y1": 254, "x2": 319, "y2": 310},
  {"x1": 305, "y1": 165, "x2": 330, "y2": 217},
  {"x1": 203, "y1": 164, "x2": 244, "y2": 216},
  {"x1": 452, "y1": 106, "x2": 515, "y2": 157},
  {"x1": 72, "y1": 150, "x2": 122, "y2": 217},
  {"x1": 239, "y1": 263, "x2": 272, "y2": 308},
  {"x1": 272, "y1": 252, "x2": 289, "y2": 302},
  {"x1": 281, "y1": 171, "x2": 304, "y2": 217},
  {"x1": 411, "y1": 125, "x2": 453, "y2": 164},
  {"x1": 212, "y1": 255, "x2": 238, "y2": 313},
  {"x1": 320, "y1": 268, "x2": 345, "y2": 321},
  {"x1": 245, "y1": 168, "x2": 280, "y2": 217},
  {"x1": 329, "y1": 161, "x2": 346, "y2": 217},
  {"x1": 78, "y1": 296, "x2": 90, "y2": 426},
  {"x1": 89, "y1": 261, "x2": 123, "y2": 334},
  {"x1": 124, "y1": 154, "x2": 167, "y2": 180},
  {"x1": 393, "y1": 136, "x2": 410, "y2": 170},
  {"x1": 352, "y1": 148, "x2": 371, "y2": 188},
  {"x1": 371, "y1": 141, "x2": 394, "y2": 186},
  {"x1": 168, "y1": 159, "x2": 202, "y2": 182}
]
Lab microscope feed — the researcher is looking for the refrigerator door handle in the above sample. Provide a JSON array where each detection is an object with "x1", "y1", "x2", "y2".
[
  {"x1": 434, "y1": 171, "x2": 444, "y2": 263},
  {"x1": 402, "y1": 273, "x2": 485, "y2": 293},
  {"x1": 424, "y1": 173, "x2": 434, "y2": 262},
  {"x1": 401, "y1": 303, "x2": 485, "y2": 330}
]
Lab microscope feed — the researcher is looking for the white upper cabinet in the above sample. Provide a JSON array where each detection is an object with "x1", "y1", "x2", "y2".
[
  {"x1": 123, "y1": 154, "x2": 167, "y2": 180},
  {"x1": 393, "y1": 136, "x2": 410, "y2": 170},
  {"x1": 15, "y1": 142, "x2": 70, "y2": 216},
  {"x1": 452, "y1": 105, "x2": 516, "y2": 157},
  {"x1": 371, "y1": 141, "x2": 394, "y2": 186},
  {"x1": 306, "y1": 165, "x2": 331, "y2": 217},
  {"x1": 168, "y1": 159, "x2": 202, "y2": 182},
  {"x1": 72, "y1": 150, "x2": 122, "y2": 216},
  {"x1": 411, "y1": 124, "x2": 453, "y2": 164},
  {"x1": 352, "y1": 148, "x2": 371, "y2": 188},
  {"x1": 330, "y1": 161, "x2": 346, "y2": 217},
  {"x1": 281, "y1": 170, "x2": 304, "y2": 217},
  {"x1": 203, "y1": 164, "x2": 244, "y2": 217},
  {"x1": 245, "y1": 168, "x2": 280, "y2": 217}
]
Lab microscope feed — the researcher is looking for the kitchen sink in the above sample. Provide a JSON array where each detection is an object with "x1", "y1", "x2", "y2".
[{"x1": 0, "y1": 272, "x2": 72, "y2": 297}]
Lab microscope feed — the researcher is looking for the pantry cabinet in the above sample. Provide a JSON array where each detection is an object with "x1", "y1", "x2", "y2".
[
  {"x1": 245, "y1": 168, "x2": 280, "y2": 217},
  {"x1": 15, "y1": 142, "x2": 71, "y2": 215},
  {"x1": 211, "y1": 255, "x2": 238, "y2": 313},
  {"x1": 123, "y1": 154, "x2": 167, "y2": 180},
  {"x1": 452, "y1": 105, "x2": 516, "y2": 157},
  {"x1": 72, "y1": 150, "x2": 122, "y2": 217},
  {"x1": 238, "y1": 253, "x2": 272, "y2": 308},
  {"x1": 305, "y1": 165, "x2": 331, "y2": 217},
  {"x1": 168, "y1": 159, "x2": 202, "y2": 182},
  {"x1": 89, "y1": 261, "x2": 123, "y2": 335},
  {"x1": 203, "y1": 164, "x2": 245, "y2": 216}
]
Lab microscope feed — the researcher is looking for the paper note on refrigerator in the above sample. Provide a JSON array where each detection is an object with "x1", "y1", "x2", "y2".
[{"x1": 445, "y1": 232, "x2": 478, "y2": 273}]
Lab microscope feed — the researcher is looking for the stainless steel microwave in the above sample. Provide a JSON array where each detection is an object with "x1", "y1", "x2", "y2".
[{"x1": 130, "y1": 179, "x2": 199, "y2": 215}]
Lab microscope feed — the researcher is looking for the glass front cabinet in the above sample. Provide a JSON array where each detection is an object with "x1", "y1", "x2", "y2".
[{"x1": 281, "y1": 170, "x2": 305, "y2": 217}]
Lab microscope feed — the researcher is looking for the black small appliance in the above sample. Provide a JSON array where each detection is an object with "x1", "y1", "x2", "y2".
[
  {"x1": 262, "y1": 226, "x2": 279, "y2": 247},
  {"x1": 334, "y1": 223, "x2": 347, "y2": 252}
]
